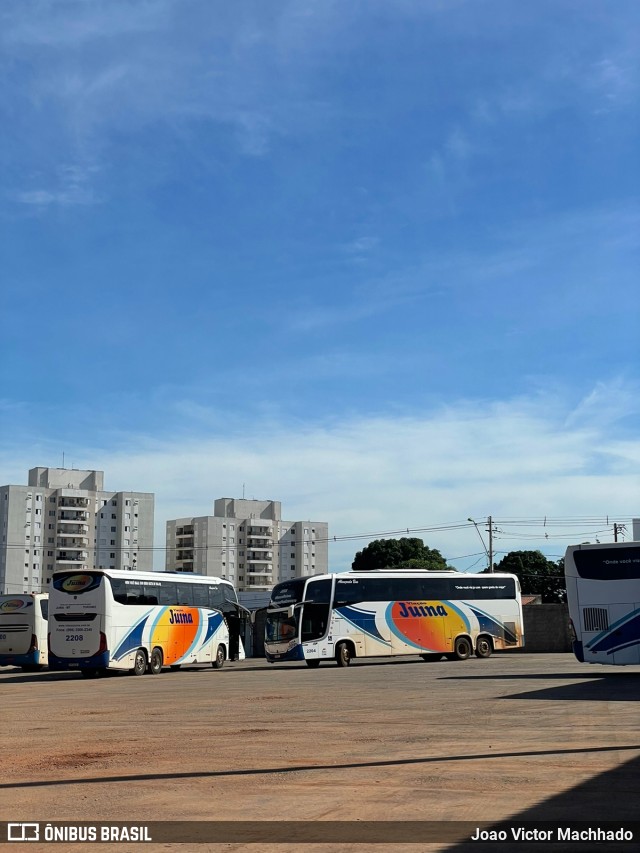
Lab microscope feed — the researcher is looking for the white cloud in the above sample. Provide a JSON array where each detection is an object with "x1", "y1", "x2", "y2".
[{"x1": 2, "y1": 381, "x2": 638, "y2": 571}]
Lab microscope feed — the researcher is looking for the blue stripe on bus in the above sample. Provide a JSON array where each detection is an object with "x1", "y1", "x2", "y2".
[
  {"x1": 586, "y1": 608, "x2": 640, "y2": 655},
  {"x1": 337, "y1": 605, "x2": 392, "y2": 646},
  {"x1": 113, "y1": 612, "x2": 152, "y2": 660}
]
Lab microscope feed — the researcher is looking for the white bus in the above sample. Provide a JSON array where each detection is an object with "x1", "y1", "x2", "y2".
[
  {"x1": 264, "y1": 570, "x2": 523, "y2": 667},
  {"x1": 565, "y1": 543, "x2": 640, "y2": 666},
  {"x1": 0, "y1": 593, "x2": 49, "y2": 670},
  {"x1": 49, "y1": 569, "x2": 244, "y2": 677}
]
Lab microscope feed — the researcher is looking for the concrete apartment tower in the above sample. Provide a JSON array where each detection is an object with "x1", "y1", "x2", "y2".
[
  {"x1": 0, "y1": 468, "x2": 154, "y2": 595},
  {"x1": 165, "y1": 498, "x2": 328, "y2": 592}
]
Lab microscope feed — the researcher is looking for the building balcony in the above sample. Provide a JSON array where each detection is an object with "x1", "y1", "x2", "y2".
[
  {"x1": 176, "y1": 551, "x2": 194, "y2": 561},
  {"x1": 244, "y1": 580, "x2": 273, "y2": 590},
  {"x1": 176, "y1": 537, "x2": 194, "y2": 547},
  {"x1": 246, "y1": 567, "x2": 273, "y2": 577},
  {"x1": 176, "y1": 526, "x2": 194, "y2": 537},
  {"x1": 56, "y1": 553, "x2": 89, "y2": 564},
  {"x1": 57, "y1": 525, "x2": 89, "y2": 536},
  {"x1": 58, "y1": 511, "x2": 90, "y2": 522},
  {"x1": 247, "y1": 524, "x2": 272, "y2": 535},
  {"x1": 247, "y1": 538, "x2": 273, "y2": 549},
  {"x1": 58, "y1": 496, "x2": 90, "y2": 508},
  {"x1": 247, "y1": 552, "x2": 273, "y2": 560},
  {"x1": 56, "y1": 537, "x2": 89, "y2": 548}
]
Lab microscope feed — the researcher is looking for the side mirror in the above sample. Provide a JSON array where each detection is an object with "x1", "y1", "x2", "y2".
[{"x1": 287, "y1": 605, "x2": 297, "y2": 618}]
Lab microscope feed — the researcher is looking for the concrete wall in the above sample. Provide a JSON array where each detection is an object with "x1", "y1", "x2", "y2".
[{"x1": 523, "y1": 604, "x2": 572, "y2": 652}]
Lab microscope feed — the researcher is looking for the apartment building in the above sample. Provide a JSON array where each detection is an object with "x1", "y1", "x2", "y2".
[
  {"x1": 165, "y1": 498, "x2": 328, "y2": 592},
  {"x1": 0, "y1": 467, "x2": 154, "y2": 595}
]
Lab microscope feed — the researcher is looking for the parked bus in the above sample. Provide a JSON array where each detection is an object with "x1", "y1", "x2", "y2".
[
  {"x1": 565, "y1": 543, "x2": 640, "y2": 666},
  {"x1": 264, "y1": 570, "x2": 523, "y2": 667},
  {"x1": 49, "y1": 569, "x2": 244, "y2": 677},
  {"x1": 0, "y1": 593, "x2": 49, "y2": 670}
]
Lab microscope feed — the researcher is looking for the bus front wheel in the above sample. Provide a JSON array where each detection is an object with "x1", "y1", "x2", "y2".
[
  {"x1": 475, "y1": 637, "x2": 493, "y2": 658},
  {"x1": 149, "y1": 647, "x2": 163, "y2": 675},
  {"x1": 132, "y1": 648, "x2": 147, "y2": 676},
  {"x1": 453, "y1": 637, "x2": 472, "y2": 661},
  {"x1": 336, "y1": 642, "x2": 353, "y2": 667},
  {"x1": 212, "y1": 645, "x2": 225, "y2": 669}
]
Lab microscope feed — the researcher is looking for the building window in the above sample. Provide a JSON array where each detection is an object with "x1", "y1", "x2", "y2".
[{"x1": 110, "y1": 553, "x2": 116, "y2": 559}]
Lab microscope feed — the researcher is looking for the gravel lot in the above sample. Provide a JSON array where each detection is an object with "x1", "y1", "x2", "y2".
[{"x1": 1, "y1": 652, "x2": 638, "y2": 852}]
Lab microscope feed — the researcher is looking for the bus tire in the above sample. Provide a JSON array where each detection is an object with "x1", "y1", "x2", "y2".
[
  {"x1": 132, "y1": 648, "x2": 147, "y2": 676},
  {"x1": 149, "y1": 647, "x2": 163, "y2": 674},
  {"x1": 212, "y1": 645, "x2": 225, "y2": 669},
  {"x1": 475, "y1": 636, "x2": 493, "y2": 659},
  {"x1": 81, "y1": 668, "x2": 98, "y2": 678},
  {"x1": 306, "y1": 659, "x2": 321, "y2": 668},
  {"x1": 336, "y1": 642, "x2": 353, "y2": 667},
  {"x1": 454, "y1": 636, "x2": 472, "y2": 660},
  {"x1": 420, "y1": 653, "x2": 442, "y2": 661}
]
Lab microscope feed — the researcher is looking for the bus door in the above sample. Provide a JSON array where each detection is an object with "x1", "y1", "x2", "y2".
[
  {"x1": 332, "y1": 578, "x2": 383, "y2": 656},
  {"x1": 300, "y1": 578, "x2": 332, "y2": 657}
]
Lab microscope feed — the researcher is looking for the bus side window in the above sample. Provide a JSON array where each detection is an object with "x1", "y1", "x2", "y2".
[
  {"x1": 176, "y1": 583, "x2": 194, "y2": 606},
  {"x1": 143, "y1": 584, "x2": 160, "y2": 605},
  {"x1": 192, "y1": 585, "x2": 208, "y2": 608},
  {"x1": 158, "y1": 583, "x2": 177, "y2": 606},
  {"x1": 40, "y1": 599, "x2": 49, "y2": 620},
  {"x1": 110, "y1": 578, "x2": 128, "y2": 604},
  {"x1": 208, "y1": 587, "x2": 224, "y2": 610}
]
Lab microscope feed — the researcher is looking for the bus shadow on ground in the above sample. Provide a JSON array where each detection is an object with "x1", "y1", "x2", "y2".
[
  {"x1": 444, "y1": 753, "x2": 640, "y2": 852},
  {"x1": 442, "y1": 672, "x2": 640, "y2": 702}
]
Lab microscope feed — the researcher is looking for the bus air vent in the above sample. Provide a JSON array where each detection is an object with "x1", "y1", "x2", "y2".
[{"x1": 582, "y1": 607, "x2": 608, "y2": 632}]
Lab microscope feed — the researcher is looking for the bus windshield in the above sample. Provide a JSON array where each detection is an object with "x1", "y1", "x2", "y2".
[{"x1": 265, "y1": 611, "x2": 298, "y2": 643}]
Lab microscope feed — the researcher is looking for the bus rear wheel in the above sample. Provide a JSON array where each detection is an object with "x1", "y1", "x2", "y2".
[
  {"x1": 81, "y1": 668, "x2": 98, "y2": 678},
  {"x1": 149, "y1": 647, "x2": 163, "y2": 674},
  {"x1": 336, "y1": 642, "x2": 353, "y2": 667},
  {"x1": 132, "y1": 648, "x2": 147, "y2": 676},
  {"x1": 306, "y1": 659, "x2": 321, "y2": 668},
  {"x1": 212, "y1": 645, "x2": 225, "y2": 669},
  {"x1": 475, "y1": 637, "x2": 493, "y2": 658},
  {"x1": 453, "y1": 637, "x2": 472, "y2": 660}
]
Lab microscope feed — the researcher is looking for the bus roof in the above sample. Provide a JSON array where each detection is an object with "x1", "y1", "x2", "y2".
[{"x1": 51, "y1": 568, "x2": 234, "y2": 585}]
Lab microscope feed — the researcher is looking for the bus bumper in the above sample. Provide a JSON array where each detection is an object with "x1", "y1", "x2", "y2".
[
  {"x1": 0, "y1": 651, "x2": 40, "y2": 667},
  {"x1": 572, "y1": 640, "x2": 585, "y2": 663},
  {"x1": 49, "y1": 651, "x2": 110, "y2": 671},
  {"x1": 265, "y1": 644, "x2": 305, "y2": 663}
]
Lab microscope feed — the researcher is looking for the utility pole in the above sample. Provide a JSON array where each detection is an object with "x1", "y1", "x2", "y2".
[{"x1": 487, "y1": 516, "x2": 493, "y2": 573}]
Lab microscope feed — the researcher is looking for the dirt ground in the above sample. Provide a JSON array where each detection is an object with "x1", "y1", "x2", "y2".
[{"x1": 1, "y1": 653, "x2": 639, "y2": 853}]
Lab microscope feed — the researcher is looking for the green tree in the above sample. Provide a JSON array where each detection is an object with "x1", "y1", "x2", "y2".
[
  {"x1": 352, "y1": 538, "x2": 451, "y2": 572},
  {"x1": 494, "y1": 550, "x2": 566, "y2": 602}
]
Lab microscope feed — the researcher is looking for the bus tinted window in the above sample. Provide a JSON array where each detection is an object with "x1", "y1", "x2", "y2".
[
  {"x1": 175, "y1": 583, "x2": 194, "y2": 606},
  {"x1": 192, "y1": 584, "x2": 209, "y2": 607},
  {"x1": 143, "y1": 583, "x2": 161, "y2": 605},
  {"x1": 334, "y1": 575, "x2": 516, "y2": 603},
  {"x1": 223, "y1": 583, "x2": 238, "y2": 604},
  {"x1": 110, "y1": 578, "x2": 127, "y2": 604},
  {"x1": 158, "y1": 583, "x2": 177, "y2": 605},
  {"x1": 208, "y1": 586, "x2": 224, "y2": 609},
  {"x1": 573, "y1": 547, "x2": 640, "y2": 580},
  {"x1": 270, "y1": 579, "x2": 307, "y2": 606}
]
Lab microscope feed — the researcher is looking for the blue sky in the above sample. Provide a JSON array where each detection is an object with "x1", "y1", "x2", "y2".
[{"x1": 1, "y1": 1, "x2": 639, "y2": 571}]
